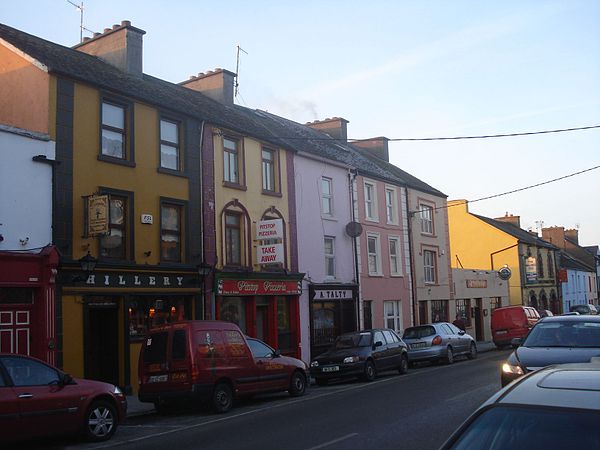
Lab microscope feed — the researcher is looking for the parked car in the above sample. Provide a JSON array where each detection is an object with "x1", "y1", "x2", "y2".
[
  {"x1": 309, "y1": 329, "x2": 408, "y2": 385},
  {"x1": 138, "y1": 320, "x2": 307, "y2": 413},
  {"x1": 537, "y1": 309, "x2": 554, "y2": 318},
  {"x1": 500, "y1": 315, "x2": 600, "y2": 386},
  {"x1": 0, "y1": 353, "x2": 127, "y2": 443},
  {"x1": 569, "y1": 303, "x2": 598, "y2": 315},
  {"x1": 441, "y1": 360, "x2": 600, "y2": 449},
  {"x1": 402, "y1": 322, "x2": 477, "y2": 365},
  {"x1": 491, "y1": 305, "x2": 540, "y2": 348}
]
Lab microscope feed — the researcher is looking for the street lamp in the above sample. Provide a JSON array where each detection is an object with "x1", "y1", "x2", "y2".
[{"x1": 197, "y1": 262, "x2": 213, "y2": 320}]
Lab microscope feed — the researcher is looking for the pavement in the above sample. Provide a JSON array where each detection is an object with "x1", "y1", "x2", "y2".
[{"x1": 125, "y1": 340, "x2": 499, "y2": 418}]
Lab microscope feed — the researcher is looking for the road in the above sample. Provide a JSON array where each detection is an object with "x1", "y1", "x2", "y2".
[{"x1": 38, "y1": 349, "x2": 511, "y2": 450}]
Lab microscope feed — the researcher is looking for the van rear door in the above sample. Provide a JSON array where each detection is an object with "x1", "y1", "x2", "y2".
[{"x1": 140, "y1": 330, "x2": 170, "y2": 394}]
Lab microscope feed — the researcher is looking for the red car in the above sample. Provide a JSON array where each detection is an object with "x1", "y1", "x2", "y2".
[{"x1": 0, "y1": 353, "x2": 127, "y2": 442}]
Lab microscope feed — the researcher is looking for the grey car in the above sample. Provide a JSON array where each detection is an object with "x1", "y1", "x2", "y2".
[{"x1": 402, "y1": 322, "x2": 477, "y2": 365}]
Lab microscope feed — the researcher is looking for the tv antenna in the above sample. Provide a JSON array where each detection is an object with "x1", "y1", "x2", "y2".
[
  {"x1": 235, "y1": 45, "x2": 248, "y2": 99},
  {"x1": 67, "y1": 1, "x2": 95, "y2": 42}
]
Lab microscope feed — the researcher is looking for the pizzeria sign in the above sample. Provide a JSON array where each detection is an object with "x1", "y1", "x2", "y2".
[{"x1": 217, "y1": 279, "x2": 301, "y2": 296}]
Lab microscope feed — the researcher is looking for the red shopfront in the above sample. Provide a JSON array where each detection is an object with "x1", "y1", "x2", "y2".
[
  {"x1": 215, "y1": 274, "x2": 303, "y2": 358},
  {"x1": 0, "y1": 246, "x2": 59, "y2": 364}
]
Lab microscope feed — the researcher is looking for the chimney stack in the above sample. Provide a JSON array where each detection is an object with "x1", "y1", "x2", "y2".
[
  {"x1": 306, "y1": 117, "x2": 349, "y2": 142},
  {"x1": 541, "y1": 226, "x2": 565, "y2": 249},
  {"x1": 352, "y1": 137, "x2": 390, "y2": 162},
  {"x1": 179, "y1": 69, "x2": 236, "y2": 106},
  {"x1": 73, "y1": 20, "x2": 146, "y2": 78},
  {"x1": 565, "y1": 228, "x2": 579, "y2": 245},
  {"x1": 495, "y1": 212, "x2": 521, "y2": 228}
]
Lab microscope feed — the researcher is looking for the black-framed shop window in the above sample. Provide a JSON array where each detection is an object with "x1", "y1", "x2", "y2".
[{"x1": 128, "y1": 296, "x2": 191, "y2": 340}]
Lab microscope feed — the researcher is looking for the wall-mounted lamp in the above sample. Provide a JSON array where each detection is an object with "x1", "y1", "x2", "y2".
[
  {"x1": 197, "y1": 262, "x2": 213, "y2": 277},
  {"x1": 79, "y1": 251, "x2": 98, "y2": 274}
]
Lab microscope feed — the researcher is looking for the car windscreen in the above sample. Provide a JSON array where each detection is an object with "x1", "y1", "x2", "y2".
[
  {"x1": 403, "y1": 326, "x2": 436, "y2": 339},
  {"x1": 523, "y1": 321, "x2": 600, "y2": 348},
  {"x1": 334, "y1": 332, "x2": 372, "y2": 349},
  {"x1": 448, "y1": 405, "x2": 600, "y2": 450}
]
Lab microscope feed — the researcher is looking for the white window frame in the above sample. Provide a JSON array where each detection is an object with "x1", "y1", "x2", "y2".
[
  {"x1": 424, "y1": 249, "x2": 436, "y2": 284},
  {"x1": 321, "y1": 177, "x2": 334, "y2": 216},
  {"x1": 364, "y1": 180, "x2": 378, "y2": 221},
  {"x1": 388, "y1": 236, "x2": 402, "y2": 276},
  {"x1": 385, "y1": 187, "x2": 397, "y2": 224},
  {"x1": 324, "y1": 236, "x2": 335, "y2": 279},
  {"x1": 367, "y1": 233, "x2": 382, "y2": 276},
  {"x1": 384, "y1": 300, "x2": 403, "y2": 333},
  {"x1": 419, "y1": 204, "x2": 434, "y2": 235}
]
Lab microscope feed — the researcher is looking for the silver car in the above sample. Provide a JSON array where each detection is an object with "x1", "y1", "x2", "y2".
[{"x1": 402, "y1": 322, "x2": 477, "y2": 364}]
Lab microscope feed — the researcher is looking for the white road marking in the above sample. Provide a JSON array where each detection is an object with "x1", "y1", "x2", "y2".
[{"x1": 306, "y1": 433, "x2": 359, "y2": 450}]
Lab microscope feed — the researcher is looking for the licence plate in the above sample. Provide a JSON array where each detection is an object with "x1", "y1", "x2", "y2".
[
  {"x1": 148, "y1": 375, "x2": 168, "y2": 383},
  {"x1": 411, "y1": 342, "x2": 427, "y2": 349},
  {"x1": 496, "y1": 330, "x2": 507, "y2": 335},
  {"x1": 322, "y1": 366, "x2": 339, "y2": 373}
]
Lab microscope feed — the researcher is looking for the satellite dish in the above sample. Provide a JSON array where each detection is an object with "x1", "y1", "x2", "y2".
[{"x1": 345, "y1": 221, "x2": 363, "y2": 238}]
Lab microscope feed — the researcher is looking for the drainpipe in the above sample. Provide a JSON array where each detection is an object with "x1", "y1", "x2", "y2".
[
  {"x1": 406, "y1": 196, "x2": 418, "y2": 326},
  {"x1": 348, "y1": 169, "x2": 361, "y2": 330}
]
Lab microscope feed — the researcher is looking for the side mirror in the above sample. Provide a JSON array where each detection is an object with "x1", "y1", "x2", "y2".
[
  {"x1": 60, "y1": 373, "x2": 74, "y2": 385},
  {"x1": 458, "y1": 330, "x2": 466, "y2": 336},
  {"x1": 273, "y1": 349, "x2": 282, "y2": 357},
  {"x1": 374, "y1": 341, "x2": 383, "y2": 348},
  {"x1": 511, "y1": 338, "x2": 522, "y2": 348}
]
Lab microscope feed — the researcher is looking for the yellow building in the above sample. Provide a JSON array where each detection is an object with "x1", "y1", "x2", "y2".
[{"x1": 448, "y1": 200, "x2": 560, "y2": 312}]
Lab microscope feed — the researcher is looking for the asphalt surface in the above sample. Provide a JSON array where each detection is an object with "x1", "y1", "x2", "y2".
[{"x1": 41, "y1": 346, "x2": 510, "y2": 450}]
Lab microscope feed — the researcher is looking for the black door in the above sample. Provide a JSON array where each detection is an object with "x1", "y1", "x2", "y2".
[
  {"x1": 474, "y1": 299, "x2": 483, "y2": 341},
  {"x1": 86, "y1": 302, "x2": 119, "y2": 386}
]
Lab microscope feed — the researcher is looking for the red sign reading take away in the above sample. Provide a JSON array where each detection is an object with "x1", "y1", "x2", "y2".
[{"x1": 217, "y1": 279, "x2": 301, "y2": 296}]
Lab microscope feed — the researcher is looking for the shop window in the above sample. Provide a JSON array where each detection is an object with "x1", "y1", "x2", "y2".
[
  {"x1": 100, "y1": 195, "x2": 128, "y2": 259},
  {"x1": 128, "y1": 297, "x2": 188, "y2": 340},
  {"x1": 455, "y1": 299, "x2": 471, "y2": 327},
  {"x1": 431, "y1": 300, "x2": 448, "y2": 322},
  {"x1": 161, "y1": 202, "x2": 184, "y2": 262},
  {"x1": 220, "y1": 297, "x2": 247, "y2": 333},
  {"x1": 490, "y1": 297, "x2": 502, "y2": 310},
  {"x1": 313, "y1": 303, "x2": 336, "y2": 348}
]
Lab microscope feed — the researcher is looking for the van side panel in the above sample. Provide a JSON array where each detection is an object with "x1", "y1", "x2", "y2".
[{"x1": 491, "y1": 307, "x2": 539, "y2": 347}]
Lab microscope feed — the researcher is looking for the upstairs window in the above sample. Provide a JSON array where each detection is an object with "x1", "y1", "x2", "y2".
[
  {"x1": 385, "y1": 188, "x2": 397, "y2": 224},
  {"x1": 101, "y1": 101, "x2": 126, "y2": 159},
  {"x1": 324, "y1": 236, "x2": 335, "y2": 279},
  {"x1": 322, "y1": 177, "x2": 333, "y2": 216},
  {"x1": 419, "y1": 204, "x2": 434, "y2": 234},
  {"x1": 424, "y1": 249, "x2": 437, "y2": 283},
  {"x1": 261, "y1": 147, "x2": 277, "y2": 192},
  {"x1": 161, "y1": 203, "x2": 183, "y2": 262},
  {"x1": 367, "y1": 234, "x2": 382, "y2": 275},
  {"x1": 364, "y1": 181, "x2": 378, "y2": 221},
  {"x1": 223, "y1": 137, "x2": 241, "y2": 185},
  {"x1": 160, "y1": 118, "x2": 181, "y2": 171},
  {"x1": 100, "y1": 195, "x2": 128, "y2": 260},
  {"x1": 225, "y1": 212, "x2": 242, "y2": 266},
  {"x1": 537, "y1": 252, "x2": 544, "y2": 278},
  {"x1": 389, "y1": 236, "x2": 402, "y2": 276}
]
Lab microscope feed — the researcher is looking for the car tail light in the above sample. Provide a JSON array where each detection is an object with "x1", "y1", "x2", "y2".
[
  {"x1": 191, "y1": 364, "x2": 200, "y2": 382},
  {"x1": 432, "y1": 335, "x2": 442, "y2": 346}
]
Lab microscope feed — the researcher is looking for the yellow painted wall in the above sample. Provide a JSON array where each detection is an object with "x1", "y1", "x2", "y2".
[
  {"x1": 71, "y1": 84, "x2": 190, "y2": 263},
  {"x1": 448, "y1": 200, "x2": 523, "y2": 306},
  {"x1": 130, "y1": 342, "x2": 142, "y2": 393},
  {"x1": 0, "y1": 45, "x2": 50, "y2": 134},
  {"x1": 61, "y1": 295, "x2": 85, "y2": 377},
  {"x1": 213, "y1": 133, "x2": 291, "y2": 270}
]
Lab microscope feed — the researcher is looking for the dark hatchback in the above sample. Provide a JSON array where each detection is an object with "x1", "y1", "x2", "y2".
[
  {"x1": 309, "y1": 329, "x2": 408, "y2": 385},
  {"x1": 501, "y1": 315, "x2": 600, "y2": 386}
]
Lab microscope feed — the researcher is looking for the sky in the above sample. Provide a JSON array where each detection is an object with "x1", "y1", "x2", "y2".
[{"x1": 3, "y1": 1, "x2": 600, "y2": 245}]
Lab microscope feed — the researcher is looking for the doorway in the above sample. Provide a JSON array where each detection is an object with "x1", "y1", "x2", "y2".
[
  {"x1": 85, "y1": 299, "x2": 119, "y2": 386},
  {"x1": 474, "y1": 298, "x2": 483, "y2": 341}
]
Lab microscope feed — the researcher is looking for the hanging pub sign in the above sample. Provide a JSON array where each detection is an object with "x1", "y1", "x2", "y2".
[
  {"x1": 87, "y1": 194, "x2": 109, "y2": 236},
  {"x1": 256, "y1": 219, "x2": 284, "y2": 240},
  {"x1": 525, "y1": 257, "x2": 537, "y2": 283}
]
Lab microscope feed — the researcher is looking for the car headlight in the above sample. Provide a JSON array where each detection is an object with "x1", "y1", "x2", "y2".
[
  {"x1": 310, "y1": 361, "x2": 319, "y2": 367},
  {"x1": 502, "y1": 363, "x2": 524, "y2": 375},
  {"x1": 343, "y1": 356, "x2": 360, "y2": 364}
]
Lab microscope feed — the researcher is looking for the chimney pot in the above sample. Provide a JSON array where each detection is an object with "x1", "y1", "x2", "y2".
[
  {"x1": 93, "y1": 32, "x2": 101, "y2": 37},
  {"x1": 104, "y1": 28, "x2": 111, "y2": 33},
  {"x1": 83, "y1": 37, "x2": 90, "y2": 42},
  {"x1": 113, "y1": 24, "x2": 120, "y2": 30},
  {"x1": 121, "y1": 20, "x2": 131, "y2": 27}
]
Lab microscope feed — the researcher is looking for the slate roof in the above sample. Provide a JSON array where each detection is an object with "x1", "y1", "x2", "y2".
[
  {"x1": 560, "y1": 251, "x2": 595, "y2": 272},
  {"x1": 0, "y1": 22, "x2": 286, "y2": 149},
  {"x1": 472, "y1": 214, "x2": 558, "y2": 249},
  {"x1": 236, "y1": 107, "x2": 447, "y2": 197},
  {"x1": 1, "y1": 22, "x2": 447, "y2": 197}
]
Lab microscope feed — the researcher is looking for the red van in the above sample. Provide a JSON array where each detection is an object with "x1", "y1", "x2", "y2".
[
  {"x1": 491, "y1": 306, "x2": 540, "y2": 348},
  {"x1": 138, "y1": 320, "x2": 307, "y2": 413}
]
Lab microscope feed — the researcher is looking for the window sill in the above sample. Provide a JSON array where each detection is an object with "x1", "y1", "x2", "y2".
[
  {"x1": 368, "y1": 273, "x2": 384, "y2": 277},
  {"x1": 157, "y1": 167, "x2": 188, "y2": 178},
  {"x1": 420, "y1": 232, "x2": 437, "y2": 238},
  {"x1": 97, "y1": 154, "x2": 136, "y2": 167},
  {"x1": 365, "y1": 217, "x2": 379, "y2": 223},
  {"x1": 223, "y1": 181, "x2": 247, "y2": 191},
  {"x1": 390, "y1": 273, "x2": 404, "y2": 278},
  {"x1": 321, "y1": 215, "x2": 338, "y2": 222},
  {"x1": 262, "y1": 190, "x2": 282, "y2": 198}
]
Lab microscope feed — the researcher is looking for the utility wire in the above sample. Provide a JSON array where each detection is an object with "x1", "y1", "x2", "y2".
[{"x1": 415, "y1": 164, "x2": 600, "y2": 215}]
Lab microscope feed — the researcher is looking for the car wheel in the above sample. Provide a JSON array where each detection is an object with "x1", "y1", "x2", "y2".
[
  {"x1": 212, "y1": 382, "x2": 233, "y2": 413},
  {"x1": 83, "y1": 400, "x2": 118, "y2": 442},
  {"x1": 467, "y1": 342, "x2": 477, "y2": 360},
  {"x1": 289, "y1": 371, "x2": 307, "y2": 397},
  {"x1": 398, "y1": 354, "x2": 409, "y2": 375},
  {"x1": 315, "y1": 378, "x2": 329, "y2": 386},
  {"x1": 363, "y1": 360, "x2": 376, "y2": 381},
  {"x1": 445, "y1": 346, "x2": 454, "y2": 365}
]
